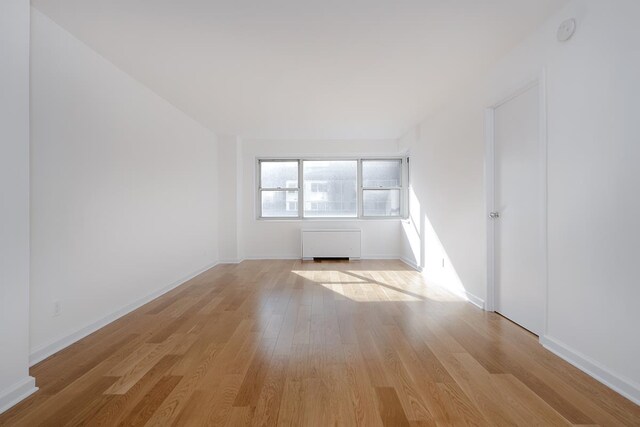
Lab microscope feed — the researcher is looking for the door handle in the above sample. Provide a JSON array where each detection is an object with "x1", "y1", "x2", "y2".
[{"x1": 489, "y1": 211, "x2": 500, "y2": 219}]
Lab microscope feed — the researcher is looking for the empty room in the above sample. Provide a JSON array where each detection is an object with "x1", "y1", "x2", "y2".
[{"x1": 1, "y1": 0, "x2": 639, "y2": 425}]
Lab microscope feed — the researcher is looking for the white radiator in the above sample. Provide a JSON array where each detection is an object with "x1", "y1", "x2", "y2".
[{"x1": 301, "y1": 229, "x2": 361, "y2": 260}]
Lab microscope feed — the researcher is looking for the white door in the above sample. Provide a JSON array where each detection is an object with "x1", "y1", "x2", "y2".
[{"x1": 493, "y1": 83, "x2": 544, "y2": 335}]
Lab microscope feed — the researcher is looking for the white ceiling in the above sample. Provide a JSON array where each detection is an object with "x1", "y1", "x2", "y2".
[{"x1": 33, "y1": 0, "x2": 567, "y2": 139}]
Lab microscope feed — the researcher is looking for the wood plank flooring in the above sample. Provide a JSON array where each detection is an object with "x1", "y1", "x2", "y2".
[{"x1": 1, "y1": 259, "x2": 638, "y2": 426}]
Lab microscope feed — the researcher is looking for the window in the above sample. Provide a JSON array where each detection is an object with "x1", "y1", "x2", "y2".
[
  {"x1": 303, "y1": 160, "x2": 357, "y2": 217},
  {"x1": 310, "y1": 182, "x2": 328, "y2": 193},
  {"x1": 257, "y1": 157, "x2": 406, "y2": 219},
  {"x1": 362, "y1": 159, "x2": 402, "y2": 217},
  {"x1": 259, "y1": 160, "x2": 300, "y2": 217}
]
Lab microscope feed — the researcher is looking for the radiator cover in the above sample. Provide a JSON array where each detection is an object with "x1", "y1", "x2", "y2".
[{"x1": 301, "y1": 229, "x2": 361, "y2": 260}]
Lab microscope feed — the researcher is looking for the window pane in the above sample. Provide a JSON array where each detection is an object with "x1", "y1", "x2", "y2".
[
  {"x1": 261, "y1": 190, "x2": 298, "y2": 217},
  {"x1": 260, "y1": 161, "x2": 298, "y2": 189},
  {"x1": 362, "y1": 160, "x2": 401, "y2": 188},
  {"x1": 303, "y1": 160, "x2": 357, "y2": 217},
  {"x1": 363, "y1": 189, "x2": 401, "y2": 217}
]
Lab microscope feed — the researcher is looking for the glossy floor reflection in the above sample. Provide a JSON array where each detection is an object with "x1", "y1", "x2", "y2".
[{"x1": 1, "y1": 260, "x2": 638, "y2": 426}]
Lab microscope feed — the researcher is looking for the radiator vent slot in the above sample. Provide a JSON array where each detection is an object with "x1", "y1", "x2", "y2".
[{"x1": 312, "y1": 257, "x2": 350, "y2": 262}]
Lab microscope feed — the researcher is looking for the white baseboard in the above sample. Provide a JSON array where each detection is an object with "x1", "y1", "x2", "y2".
[
  {"x1": 360, "y1": 254, "x2": 402, "y2": 260},
  {"x1": 243, "y1": 255, "x2": 301, "y2": 260},
  {"x1": 0, "y1": 376, "x2": 37, "y2": 415},
  {"x1": 441, "y1": 284, "x2": 484, "y2": 309},
  {"x1": 218, "y1": 258, "x2": 243, "y2": 264},
  {"x1": 398, "y1": 258, "x2": 484, "y2": 309},
  {"x1": 461, "y1": 291, "x2": 485, "y2": 310},
  {"x1": 29, "y1": 260, "x2": 220, "y2": 366},
  {"x1": 399, "y1": 256, "x2": 422, "y2": 272},
  {"x1": 540, "y1": 335, "x2": 640, "y2": 405}
]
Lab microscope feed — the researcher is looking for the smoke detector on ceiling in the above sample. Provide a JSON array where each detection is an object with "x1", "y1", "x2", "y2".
[{"x1": 557, "y1": 19, "x2": 577, "y2": 42}]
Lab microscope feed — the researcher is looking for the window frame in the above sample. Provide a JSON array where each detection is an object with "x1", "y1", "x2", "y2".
[
  {"x1": 360, "y1": 158, "x2": 404, "y2": 219},
  {"x1": 257, "y1": 159, "x2": 302, "y2": 219},
  {"x1": 256, "y1": 156, "x2": 407, "y2": 220}
]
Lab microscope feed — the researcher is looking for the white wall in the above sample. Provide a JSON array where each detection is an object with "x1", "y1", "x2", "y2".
[
  {"x1": 217, "y1": 135, "x2": 241, "y2": 262},
  {"x1": 0, "y1": 0, "x2": 37, "y2": 414},
  {"x1": 401, "y1": 0, "x2": 640, "y2": 403},
  {"x1": 237, "y1": 139, "x2": 403, "y2": 259},
  {"x1": 399, "y1": 102, "x2": 487, "y2": 304},
  {"x1": 29, "y1": 10, "x2": 219, "y2": 361}
]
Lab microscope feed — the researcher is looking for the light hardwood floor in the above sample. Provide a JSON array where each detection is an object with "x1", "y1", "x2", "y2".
[{"x1": 1, "y1": 260, "x2": 638, "y2": 426}]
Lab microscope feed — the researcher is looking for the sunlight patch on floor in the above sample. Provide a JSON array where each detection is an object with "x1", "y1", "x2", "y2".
[
  {"x1": 291, "y1": 270, "x2": 465, "y2": 303},
  {"x1": 318, "y1": 282, "x2": 422, "y2": 302}
]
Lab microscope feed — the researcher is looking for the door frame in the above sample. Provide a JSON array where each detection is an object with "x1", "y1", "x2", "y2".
[{"x1": 484, "y1": 69, "x2": 548, "y2": 337}]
